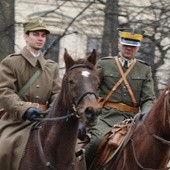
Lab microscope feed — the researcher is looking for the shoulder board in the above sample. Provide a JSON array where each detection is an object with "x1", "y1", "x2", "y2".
[
  {"x1": 101, "y1": 56, "x2": 114, "y2": 60},
  {"x1": 136, "y1": 59, "x2": 150, "y2": 66},
  {"x1": 9, "y1": 53, "x2": 21, "y2": 57}
]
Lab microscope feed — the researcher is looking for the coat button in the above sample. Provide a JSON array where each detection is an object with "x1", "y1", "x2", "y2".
[
  {"x1": 36, "y1": 96, "x2": 40, "y2": 99},
  {"x1": 36, "y1": 85, "x2": 40, "y2": 88}
]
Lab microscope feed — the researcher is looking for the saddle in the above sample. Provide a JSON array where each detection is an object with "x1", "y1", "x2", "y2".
[{"x1": 90, "y1": 119, "x2": 134, "y2": 169}]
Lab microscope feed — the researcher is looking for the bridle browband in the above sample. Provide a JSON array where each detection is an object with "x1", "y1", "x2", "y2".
[{"x1": 66, "y1": 63, "x2": 94, "y2": 72}]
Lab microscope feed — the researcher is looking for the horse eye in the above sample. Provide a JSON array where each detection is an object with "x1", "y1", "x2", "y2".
[{"x1": 69, "y1": 79, "x2": 74, "y2": 84}]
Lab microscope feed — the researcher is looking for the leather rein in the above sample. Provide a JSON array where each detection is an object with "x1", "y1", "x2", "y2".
[
  {"x1": 131, "y1": 90, "x2": 170, "y2": 170},
  {"x1": 131, "y1": 107, "x2": 170, "y2": 169},
  {"x1": 103, "y1": 114, "x2": 170, "y2": 170},
  {"x1": 130, "y1": 134, "x2": 170, "y2": 170}
]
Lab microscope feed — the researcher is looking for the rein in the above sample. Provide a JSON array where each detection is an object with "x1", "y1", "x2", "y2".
[
  {"x1": 33, "y1": 91, "x2": 98, "y2": 122},
  {"x1": 37, "y1": 129, "x2": 76, "y2": 170},
  {"x1": 33, "y1": 112, "x2": 76, "y2": 122},
  {"x1": 130, "y1": 139, "x2": 169, "y2": 170},
  {"x1": 130, "y1": 89, "x2": 170, "y2": 170},
  {"x1": 142, "y1": 123, "x2": 170, "y2": 146},
  {"x1": 130, "y1": 122, "x2": 170, "y2": 170}
]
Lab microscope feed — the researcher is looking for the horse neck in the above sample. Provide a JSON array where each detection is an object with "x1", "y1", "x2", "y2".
[
  {"x1": 144, "y1": 99, "x2": 170, "y2": 138},
  {"x1": 40, "y1": 92, "x2": 79, "y2": 162}
]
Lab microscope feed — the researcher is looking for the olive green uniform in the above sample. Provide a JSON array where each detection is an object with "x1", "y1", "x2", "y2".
[
  {"x1": 85, "y1": 55, "x2": 155, "y2": 168},
  {"x1": 0, "y1": 46, "x2": 61, "y2": 170}
]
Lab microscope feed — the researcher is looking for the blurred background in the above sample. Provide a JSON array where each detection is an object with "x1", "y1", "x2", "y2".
[{"x1": 0, "y1": 0, "x2": 169, "y2": 95}]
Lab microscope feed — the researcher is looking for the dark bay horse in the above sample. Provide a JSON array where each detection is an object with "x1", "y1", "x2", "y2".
[
  {"x1": 91, "y1": 85, "x2": 170, "y2": 170},
  {"x1": 19, "y1": 49, "x2": 101, "y2": 170}
]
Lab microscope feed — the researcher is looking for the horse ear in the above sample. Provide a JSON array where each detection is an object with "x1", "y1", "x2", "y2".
[
  {"x1": 87, "y1": 49, "x2": 97, "y2": 66},
  {"x1": 64, "y1": 48, "x2": 75, "y2": 71}
]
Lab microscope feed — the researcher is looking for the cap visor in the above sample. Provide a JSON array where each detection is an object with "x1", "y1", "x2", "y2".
[
  {"x1": 120, "y1": 38, "x2": 141, "y2": 47},
  {"x1": 28, "y1": 27, "x2": 50, "y2": 34}
]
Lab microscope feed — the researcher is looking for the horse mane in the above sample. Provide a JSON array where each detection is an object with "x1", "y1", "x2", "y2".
[{"x1": 146, "y1": 85, "x2": 170, "y2": 130}]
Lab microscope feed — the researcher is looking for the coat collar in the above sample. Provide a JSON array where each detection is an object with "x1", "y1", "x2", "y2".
[
  {"x1": 21, "y1": 46, "x2": 46, "y2": 70},
  {"x1": 118, "y1": 53, "x2": 135, "y2": 68}
]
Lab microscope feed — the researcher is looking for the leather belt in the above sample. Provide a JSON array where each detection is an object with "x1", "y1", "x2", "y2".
[
  {"x1": 26, "y1": 102, "x2": 48, "y2": 111},
  {"x1": 98, "y1": 101, "x2": 139, "y2": 113}
]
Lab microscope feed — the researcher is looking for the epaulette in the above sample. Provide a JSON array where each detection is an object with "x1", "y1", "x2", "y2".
[
  {"x1": 136, "y1": 59, "x2": 149, "y2": 66},
  {"x1": 9, "y1": 53, "x2": 21, "y2": 57},
  {"x1": 101, "y1": 56, "x2": 114, "y2": 60}
]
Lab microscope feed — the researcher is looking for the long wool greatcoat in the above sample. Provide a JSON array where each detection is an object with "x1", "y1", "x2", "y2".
[{"x1": 0, "y1": 47, "x2": 61, "y2": 170}]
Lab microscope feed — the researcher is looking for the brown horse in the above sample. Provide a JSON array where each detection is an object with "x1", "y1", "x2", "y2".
[
  {"x1": 19, "y1": 49, "x2": 101, "y2": 170},
  {"x1": 90, "y1": 85, "x2": 170, "y2": 170}
]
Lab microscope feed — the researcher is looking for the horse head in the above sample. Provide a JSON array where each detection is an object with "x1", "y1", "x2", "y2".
[
  {"x1": 19, "y1": 49, "x2": 101, "y2": 170},
  {"x1": 62, "y1": 49, "x2": 101, "y2": 127}
]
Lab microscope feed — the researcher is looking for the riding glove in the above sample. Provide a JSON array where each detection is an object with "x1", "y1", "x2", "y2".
[
  {"x1": 23, "y1": 107, "x2": 41, "y2": 121},
  {"x1": 78, "y1": 122, "x2": 86, "y2": 141}
]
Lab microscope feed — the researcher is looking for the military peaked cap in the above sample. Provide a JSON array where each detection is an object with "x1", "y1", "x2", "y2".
[
  {"x1": 117, "y1": 28, "x2": 145, "y2": 46},
  {"x1": 23, "y1": 18, "x2": 50, "y2": 34}
]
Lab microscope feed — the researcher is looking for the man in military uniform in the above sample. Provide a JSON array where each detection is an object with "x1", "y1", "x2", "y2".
[
  {"x1": 85, "y1": 28, "x2": 156, "y2": 168},
  {"x1": 0, "y1": 18, "x2": 61, "y2": 170}
]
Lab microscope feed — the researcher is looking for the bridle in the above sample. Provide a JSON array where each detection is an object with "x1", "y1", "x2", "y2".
[
  {"x1": 32, "y1": 63, "x2": 98, "y2": 169},
  {"x1": 65, "y1": 63, "x2": 98, "y2": 108},
  {"x1": 34, "y1": 63, "x2": 98, "y2": 122}
]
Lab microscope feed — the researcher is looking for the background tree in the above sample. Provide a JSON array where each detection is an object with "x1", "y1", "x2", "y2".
[
  {"x1": 101, "y1": 0, "x2": 119, "y2": 57},
  {"x1": 0, "y1": 0, "x2": 169, "y2": 94},
  {"x1": 118, "y1": 0, "x2": 170, "y2": 94},
  {"x1": 0, "y1": 0, "x2": 14, "y2": 59}
]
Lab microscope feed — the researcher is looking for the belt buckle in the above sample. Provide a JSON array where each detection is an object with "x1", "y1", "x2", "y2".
[
  {"x1": 32, "y1": 102, "x2": 39, "y2": 109},
  {"x1": 35, "y1": 103, "x2": 40, "y2": 109}
]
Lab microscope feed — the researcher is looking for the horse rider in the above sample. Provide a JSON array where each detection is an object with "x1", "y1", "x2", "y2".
[
  {"x1": 84, "y1": 28, "x2": 156, "y2": 168},
  {"x1": 0, "y1": 18, "x2": 61, "y2": 170}
]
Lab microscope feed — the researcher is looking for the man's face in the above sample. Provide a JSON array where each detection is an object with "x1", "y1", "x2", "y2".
[
  {"x1": 24, "y1": 31, "x2": 47, "y2": 51},
  {"x1": 118, "y1": 42, "x2": 139, "y2": 60}
]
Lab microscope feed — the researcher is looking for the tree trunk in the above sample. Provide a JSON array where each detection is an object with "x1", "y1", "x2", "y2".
[
  {"x1": 101, "y1": 0, "x2": 119, "y2": 58},
  {"x1": 0, "y1": 0, "x2": 15, "y2": 60}
]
